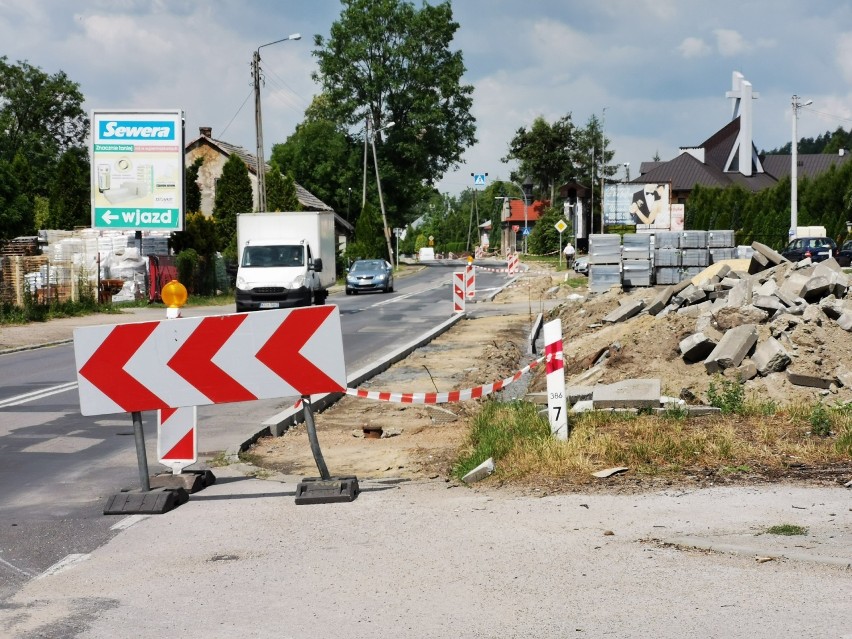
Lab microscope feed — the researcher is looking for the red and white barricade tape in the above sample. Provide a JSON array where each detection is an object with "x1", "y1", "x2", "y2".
[{"x1": 345, "y1": 356, "x2": 544, "y2": 404}]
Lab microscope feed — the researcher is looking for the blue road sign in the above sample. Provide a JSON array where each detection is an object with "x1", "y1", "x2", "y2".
[
  {"x1": 473, "y1": 173, "x2": 486, "y2": 186},
  {"x1": 522, "y1": 227, "x2": 531, "y2": 236}
]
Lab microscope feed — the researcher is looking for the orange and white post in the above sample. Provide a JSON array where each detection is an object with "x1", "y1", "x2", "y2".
[{"x1": 543, "y1": 318, "x2": 568, "y2": 440}]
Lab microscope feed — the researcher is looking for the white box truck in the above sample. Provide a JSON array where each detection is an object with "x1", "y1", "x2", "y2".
[{"x1": 235, "y1": 211, "x2": 336, "y2": 312}]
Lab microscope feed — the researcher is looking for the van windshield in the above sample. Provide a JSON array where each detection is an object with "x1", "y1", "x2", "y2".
[{"x1": 241, "y1": 245, "x2": 303, "y2": 268}]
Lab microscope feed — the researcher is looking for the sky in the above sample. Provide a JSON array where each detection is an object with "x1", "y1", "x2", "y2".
[{"x1": 2, "y1": 0, "x2": 852, "y2": 200}]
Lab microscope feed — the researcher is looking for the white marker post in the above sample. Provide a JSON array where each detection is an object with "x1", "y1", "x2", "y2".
[{"x1": 543, "y1": 319, "x2": 568, "y2": 440}]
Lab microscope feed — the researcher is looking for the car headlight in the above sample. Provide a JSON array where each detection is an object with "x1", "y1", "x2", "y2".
[
  {"x1": 375, "y1": 273, "x2": 385, "y2": 280},
  {"x1": 287, "y1": 274, "x2": 306, "y2": 289},
  {"x1": 236, "y1": 275, "x2": 247, "y2": 288}
]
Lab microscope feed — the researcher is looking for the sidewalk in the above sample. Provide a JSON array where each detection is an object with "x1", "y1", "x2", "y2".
[{"x1": 1, "y1": 470, "x2": 849, "y2": 638}]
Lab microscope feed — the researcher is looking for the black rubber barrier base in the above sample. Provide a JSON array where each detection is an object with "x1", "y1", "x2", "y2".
[
  {"x1": 295, "y1": 476, "x2": 360, "y2": 505},
  {"x1": 103, "y1": 487, "x2": 189, "y2": 515},
  {"x1": 149, "y1": 469, "x2": 217, "y2": 494}
]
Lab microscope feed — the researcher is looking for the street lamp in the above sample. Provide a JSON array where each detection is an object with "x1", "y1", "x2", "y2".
[
  {"x1": 363, "y1": 117, "x2": 395, "y2": 267},
  {"x1": 253, "y1": 33, "x2": 301, "y2": 213},
  {"x1": 791, "y1": 95, "x2": 812, "y2": 238}
]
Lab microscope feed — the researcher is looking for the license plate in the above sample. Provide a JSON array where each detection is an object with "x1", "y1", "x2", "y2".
[{"x1": 259, "y1": 302, "x2": 278, "y2": 309}]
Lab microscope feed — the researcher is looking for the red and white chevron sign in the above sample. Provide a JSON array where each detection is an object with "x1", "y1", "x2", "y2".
[{"x1": 73, "y1": 306, "x2": 346, "y2": 416}]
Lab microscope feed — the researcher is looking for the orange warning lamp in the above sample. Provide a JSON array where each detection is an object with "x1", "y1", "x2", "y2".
[
  {"x1": 161, "y1": 280, "x2": 187, "y2": 317},
  {"x1": 467, "y1": 255, "x2": 473, "y2": 265}
]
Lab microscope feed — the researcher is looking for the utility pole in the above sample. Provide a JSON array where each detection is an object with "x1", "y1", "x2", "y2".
[
  {"x1": 253, "y1": 33, "x2": 300, "y2": 214},
  {"x1": 252, "y1": 49, "x2": 266, "y2": 213},
  {"x1": 791, "y1": 95, "x2": 812, "y2": 239},
  {"x1": 370, "y1": 123, "x2": 395, "y2": 267}
]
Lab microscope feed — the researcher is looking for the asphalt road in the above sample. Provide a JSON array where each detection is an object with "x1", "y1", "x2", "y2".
[{"x1": 0, "y1": 260, "x2": 511, "y2": 603}]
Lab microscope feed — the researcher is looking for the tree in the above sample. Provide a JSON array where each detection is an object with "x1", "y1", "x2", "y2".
[
  {"x1": 0, "y1": 156, "x2": 34, "y2": 239},
  {"x1": 313, "y1": 0, "x2": 477, "y2": 221},
  {"x1": 346, "y1": 202, "x2": 386, "y2": 260},
  {"x1": 48, "y1": 147, "x2": 90, "y2": 229},
  {"x1": 213, "y1": 154, "x2": 253, "y2": 261},
  {"x1": 185, "y1": 156, "x2": 203, "y2": 213},
  {"x1": 502, "y1": 114, "x2": 577, "y2": 203},
  {"x1": 0, "y1": 57, "x2": 88, "y2": 195},
  {"x1": 266, "y1": 160, "x2": 300, "y2": 212},
  {"x1": 271, "y1": 95, "x2": 362, "y2": 216}
]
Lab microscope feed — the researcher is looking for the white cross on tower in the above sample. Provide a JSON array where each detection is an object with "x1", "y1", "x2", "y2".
[{"x1": 724, "y1": 71, "x2": 764, "y2": 177}]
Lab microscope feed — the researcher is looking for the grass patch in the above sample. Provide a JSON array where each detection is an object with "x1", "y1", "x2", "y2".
[
  {"x1": 765, "y1": 524, "x2": 808, "y2": 536},
  {"x1": 561, "y1": 277, "x2": 587, "y2": 289},
  {"x1": 450, "y1": 399, "x2": 852, "y2": 486}
]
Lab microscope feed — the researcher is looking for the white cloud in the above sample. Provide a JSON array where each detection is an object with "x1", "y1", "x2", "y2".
[
  {"x1": 837, "y1": 32, "x2": 852, "y2": 85},
  {"x1": 678, "y1": 37, "x2": 711, "y2": 58},
  {"x1": 713, "y1": 29, "x2": 749, "y2": 57}
]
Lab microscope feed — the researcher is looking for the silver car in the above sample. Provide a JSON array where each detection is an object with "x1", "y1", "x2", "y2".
[{"x1": 345, "y1": 259, "x2": 394, "y2": 294}]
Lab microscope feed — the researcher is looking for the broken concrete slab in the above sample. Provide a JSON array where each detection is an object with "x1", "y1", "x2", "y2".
[
  {"x1": 704, "y1": 324, "x2": 758, "y2": 374},
  {"x1": 733, "y1": 359, "x2": 758, "y2": 380},
  {"x1": 748, "y1": 250, "x2": 769, "y2": 274},
  {"x1": 786, "y1": 371, "x2": 837, "y2": 390},
  {"x1": 754, "y1": 279, "x2": 778, "y2": 297},
  {"x1": 779, "y1": 272, "x2": 810, "y2": 299},
  {"x1": 646, "y1": 285, "x2": 675, "y2": 315},
  {"x1": 752, "y1": 337, "x2": 791, "y2": 375},
  {"x1": 677, "y1": 300, "x2": 714, "y2": 317},
  {"x1": 602, "y1": 299, "x2": 645, "y2": 323},
  {"x1": 752, "y1": 294, "x2": 787, "y2": 313},
  {"x1": 837, "y1": 313, "x2": 852, "y2": 331},
  {"x1": 714, "y1": 305, "x2": 769, "y2": 329},
  {"x1": 566, "y1": 386, "x2": 594, "y2": 403},
  {"x1": 751, "y1": 241, "x2": 786, "y2": 266},
  {"x1": 592, "y1": 378, "x2": 661, "y2": 409},
  {"x1": 679, "y1": 332, "x2": 717, "y2": 363},
  {"x1": 571, "y1": 400, "x2": 595, "y2": 413},
  {"x1": 726, "y1": 279, "x2": 753, "y2": 308},
  {"x1": 802, "y1": 275, "x2": 831, "y2": 302}
]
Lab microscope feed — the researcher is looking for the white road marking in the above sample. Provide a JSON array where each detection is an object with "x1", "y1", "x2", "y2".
[
  {"x1": 36, "y1": 553, "x2": 89, "y2": 579},
  {"x1": 0, "y1": 554, "x2": 35, "y2": 578},
  {"x1": 0, "y1": 382, "x2": 78, "y2": 408},
  {"x1": 367, "y1": 282, "x2": 447, "y2": 308},
  {"x1": 110, "y1": 515, "x2": 150, "y2": 531}
]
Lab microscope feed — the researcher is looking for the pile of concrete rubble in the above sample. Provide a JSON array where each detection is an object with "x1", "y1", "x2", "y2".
[{"x1": 600, "y1": 242, "x2": 851, "y2": 391}]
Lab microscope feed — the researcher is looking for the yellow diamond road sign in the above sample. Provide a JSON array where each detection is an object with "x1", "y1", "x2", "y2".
[{"x1": 554, "y1": 219, "x2": 568, "y2": 233}]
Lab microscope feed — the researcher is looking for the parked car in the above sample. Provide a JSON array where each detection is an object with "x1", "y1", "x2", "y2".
[
  {"x1": 838, "y1": 240, "x2": 852, "y2": 267},
  {"x1": 780, "y1": 237, "x2": 838, "y2": 263},
  {"x1": 573, "y1": 256, "x2": 588, "y2": 275},
  {"x1": 345, "y1": 259, "x2": 394, "y2": 294}
]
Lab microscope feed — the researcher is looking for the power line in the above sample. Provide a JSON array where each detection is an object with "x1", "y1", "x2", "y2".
[{"x1": 218, "y1": 88, "x2": 254, "y2": 138}]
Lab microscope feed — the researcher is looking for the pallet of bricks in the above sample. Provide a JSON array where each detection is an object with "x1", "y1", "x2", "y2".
[
  {"x1": 622, "y1": 233, "x2": 651, "y2": 287},
  {"x1": 588, "y1": 234, "x2": 621, "y2": 293},
  {"x1": 654, "y1": 230, "x2": 735, "y2": 285}
]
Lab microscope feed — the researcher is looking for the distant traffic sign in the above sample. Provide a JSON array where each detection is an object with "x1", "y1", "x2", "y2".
[
  {"x1": 554, "y1": 219, "x2": 568, "y2": 233},
  {"x1": 473, "y1": 173, "x2": 487, "y2": 186},
  {"x1": 522, "y1": 227, "x2": 531, "y2": 236}
]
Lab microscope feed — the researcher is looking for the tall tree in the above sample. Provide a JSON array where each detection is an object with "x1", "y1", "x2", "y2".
[
  {"x1": 0, "y1": 155, "x2": 34, "y2": 239},
  {"x1": 271, "y1": 94, "x2": 361, "y2": 216},
  {"x1": 0, "y1": 57, "x2": 88, "y2": 195},
  {"x1": 213, "y1": 154, "x2": 253, "y2": 261},
  {"x1": 48, "y1": 147, "x2": 90, "y2": 229},
  {"x1": 265, "y1": 161, "x2": 301, "y2": 212},
  {"x1": 185, "y1": 156, "x2": 204, "y2": 213},
  {"x1": 502, "y1": 114, "x2": 577, "y2": 203},
  {"x1": 313, "y1": 0, "x2": 477, "y2": 221}
]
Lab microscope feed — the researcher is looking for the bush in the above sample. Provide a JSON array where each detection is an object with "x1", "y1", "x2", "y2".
[{"x1": 707, "y1": 375, "x2": 745, "y2": 415}]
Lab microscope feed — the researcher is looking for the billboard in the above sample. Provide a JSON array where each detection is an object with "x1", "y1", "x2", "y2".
[
  {"x1": 603, "y1": 183, "x2": 672, "y2": 230},
  {"x1": 91, "y1": 109, "x2": 184, "y2": 231}
]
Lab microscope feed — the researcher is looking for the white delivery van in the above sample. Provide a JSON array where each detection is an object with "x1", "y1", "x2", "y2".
[{"x1": 235, "y1": 212, "x2": 336, "y2": 312}]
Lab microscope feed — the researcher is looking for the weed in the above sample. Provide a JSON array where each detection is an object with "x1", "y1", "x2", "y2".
[
  {"x1": 719, "y1": 464, "x2": 752, "y2": 474},
  {"x1": 707, "y1": 375, "x2": 745, "y2": 415},
  {"x1": 207, "y1": 451, "x2": 233, "y2": 467},
  {"x1": 809, "y1": 402, "x2": 832, "y2": 437},
  {"x1": 765, "y1": 524, "x2": 808, "y2": 536},
  {"x1": 452, "y1": 400, "x2": 550, "y2": 480},
  {"x1": 835, "y1": 427, "x2": 852, "y2": 456}
]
